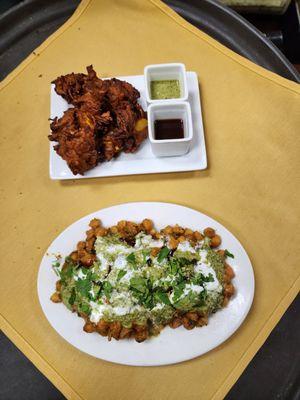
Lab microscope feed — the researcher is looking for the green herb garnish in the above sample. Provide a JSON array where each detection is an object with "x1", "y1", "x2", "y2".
[
  {"x1": 60, "y1": 262, "x2": 75, "y2": 283},
  {"x1": 68, "y1": 288, "x2": 76, "y2": 306},
  {"x1": 155, "y1": 291, "x2": 171, "y2": 305},
  {"x1": 76, "y1": 278, "x2": 92, "y2": 297},
  {"x1": 102, "y1": 281, "x2": 113, "y2": 298},
  {"x1": 224, "y1": 249, "x2": 234, "y2": 258},
  {"x1": 126, "y1": 253, "x2": 136, "y2": 265},
  {"x1": 157, "y1": 247, "x2": 170, "y2": 262},
  {"x1": 78, "y1": 303, "x2": 91, "y2": 315},
  {"x1": 172, "y1": 282, "x2": 185, "y2": 302},
  {"x1": 117, "y1": 270, "x2": 127, "y2": 281},
  {"x1": 130, "y1": 277, "x2": 148, "y2": 293},
  {"x1": 169, "y1": 259, "x2": 179, "y2": 275}
]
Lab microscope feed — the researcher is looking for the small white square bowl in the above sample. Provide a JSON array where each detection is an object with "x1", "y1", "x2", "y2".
[
  {"x1": 148, "y1": 101, "x2": 193, "y2": 157},
  {"x1": 144, "y1": 63, "x2": 188, "y2": 103}
]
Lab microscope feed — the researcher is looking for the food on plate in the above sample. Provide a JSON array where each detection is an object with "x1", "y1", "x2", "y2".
[
  {"x1": 51, "y1": 219, "x2": 235, "y2": 342},
  {"x1": 48, "y1": 66, "x2": 148, "y2": 175}
]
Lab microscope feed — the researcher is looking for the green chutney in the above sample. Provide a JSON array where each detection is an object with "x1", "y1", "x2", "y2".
[{"x1": 150, "y1": 79, "x2": 180, "y2": 99}]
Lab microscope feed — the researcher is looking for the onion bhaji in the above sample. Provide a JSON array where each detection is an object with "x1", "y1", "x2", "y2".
[{"x1": 49, "y1": 65, "x2": 148, "y2": 175}]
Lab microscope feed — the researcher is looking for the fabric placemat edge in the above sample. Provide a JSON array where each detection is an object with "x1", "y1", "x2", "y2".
[
  {"x1": 1, "y1": 275, "x2": 299, "y2": 400},
  {"x1": 0, "y1": 0, "x2": 92, "y2": 91},
  {"x1": 211, "y1": 275, "x2": 300, "y2": 400},
  {"x1": 0, "y1": 0, "x2": 299, "y2": 94},
  {"x1": 150, "y1": 0, "x2": 300, "y2": 94},
  {"x1": 0, "y1": 315, "x2": 83, "y2": 400}
]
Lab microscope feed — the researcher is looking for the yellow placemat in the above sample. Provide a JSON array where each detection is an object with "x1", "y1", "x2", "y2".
[{"x1": 0, "y1": 1, "x2": 299, "y2": 399}]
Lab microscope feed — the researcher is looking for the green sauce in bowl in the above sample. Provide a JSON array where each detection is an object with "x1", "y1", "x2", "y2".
[{"x1": 150, "y1": 79, "x2": 180, "y2": 99}]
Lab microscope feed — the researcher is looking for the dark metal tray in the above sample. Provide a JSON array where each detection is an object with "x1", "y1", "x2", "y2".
[{"x1": 0, "y1": 1, "x2": 299, "y2": 400}]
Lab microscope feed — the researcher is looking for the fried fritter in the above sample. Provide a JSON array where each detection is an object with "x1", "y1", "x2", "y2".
[
  {"x1": 49, "y1": 109, "x2": 99, "y2": 175},
  {"x1": 49, "y1": 65, "x2": 147, "y2": 175}
]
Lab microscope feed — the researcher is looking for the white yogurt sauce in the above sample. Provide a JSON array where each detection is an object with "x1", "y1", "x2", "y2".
[
  {"x1": 195, "y1": 261, "x2": 222, "y2": 293},
  {"x1": 177, "y1": 241, "x2": 196, "y2": 253}
]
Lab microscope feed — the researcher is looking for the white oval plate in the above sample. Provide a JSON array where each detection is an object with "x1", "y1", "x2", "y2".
[{"x1": 38, "y1": 202, "x2": 255, "y2": 366}]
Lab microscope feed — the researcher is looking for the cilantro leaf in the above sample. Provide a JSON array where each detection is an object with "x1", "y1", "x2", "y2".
[
  {"x1": 202, "y1": 273, "x2": 214, "y2": 282},
  {"x1": 68, "y1": 288, "x2": 76, "y2": 306},
  {"x1": 126, "y1": 253, "x2": 136, "y2": 266},
  {"x1": 75, "y1": 278, "x2": 92, "y2": 297},
  {"x1": 224, "y1": 249, "x2": 234, "y2": 258},
  {"x1": 78, "y1": 303, "x2": 91, "y2": 315},
  {"x1": 143, "y1": 294, "x2": 154, "y2": 309},
  {"x1": 169, "y1": 259, "x2": 179, "y2": 275},
  {"x1": 172, "y1": 282, "x2": 185, "y2": 302},
  {"x1": 193, "y1": 273, "x2": 214, "y2": 285},
  {"x1": 51, "y1": 261, "x2": 61, "y2": 276},
  {"x1": 102, "y1": 281, "x2": 113, "y2": 298},
  {"x1": 117, "y1": 270, "x2": 127, "y2": 281},
  {"x1": 60, "y1": 263, "x2": 74, "y2": 283},
  {"x1": 130, "y1": 277, "x2": 148, "y2": 293},
  {"x1": 129, "y1": 277, "x2": 155, "y2": 309},
  {"x1": 157, "y1": 247, "x2": 170, "y2": 262},
  {"x1": 155, "y1": 291, "x2": 171, "y2": 305}
]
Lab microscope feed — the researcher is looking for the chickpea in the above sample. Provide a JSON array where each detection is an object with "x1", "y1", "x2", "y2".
[
  {"x1": 119, "y1": 327, "x2": 132, "y2": 339},
  {"x1": 224, "y1": 264, "x2": 235, "y2": 283},
  {"x1": 196, "y1": 316, "x2": 208, "y2": 327},
  {"x1": 204, "y1": 227, "x2": 215, "y2": 238},
  {"x1": 83, "y1": 322, "x2": 95, "y2": 333},
  {"x1": 149, "y1": 229, "x2": 157, "y2": 237},
  {"x1": 95, "y1": 227, "x2": 108, "y2": 237},
  {"x1": 182, "y1": 316, "x2": 195, "y2": 330},
  {"x1": 142, "y1": 218, "x2": 153, "y2": 232},
  {"x1": 169, "y1": 318, "x2": 182, "y2": 329},
  {"x1": 97, "y1": 320, "x2": 109, "y2": 336},
  {"x1": 152, "y1": 231, "x2": 161, "y2": 239},
  {"x1": 81, "y1": 253, "x2": 95, "y2": 267},
  {"x1": 151, "y1": 247, "x2": 160, "y2": 257},
  {"x1": 109, "y1": 321, "x2": 122, "y2": 340},
  {"x1": 178, "y1": 235, "x2": 186, "y2": 243},
  {"x1": 186, "y1": 235, "x2": 194, "y2": 242},
  {"x1": 151, "y1": 324, "x2": 164, "y2": 336},
  {"x1": 77, "y1": 241, "x2": 86, "y2": 251},
  {"x1": 109, "y1": 226, "x2": 118, "y2": 234},
  {"x1": 225, "y1": 264, "x2": 235, "y2": 279},
  {"x1": 85, "y1": 238, "x2": 95, "y2": 252},
  {"x1": 185, "y1": 312, "x2": 199, "y2": 322},
  {"x1": 217, "y1": 249, "x2": 225, "y2": 258},
  {"x1": 169, "y1": 236, "x2": 178, "y2": 249},
  {"x1": 224, "y1": 283, "x2": 235, "y2": 297},
  {"x1": 193, "y1": 231, "x2": 204, "y2": 241},
  {"x1": 210, "y1": 234, "x2": 221, "y2": 248},
  {"x1": 173, "y1": 225, "x2": 184, "y2": 235},
  {"x1": 89, "y1": 218, "x2": 101, "y2": 229},
  {"x1": 55, "y1": 280, "x2": 62, "y2": 291},
  {"x1": 184, "y1": 228, "x2": 193, "y2": 236},
  {"x1": 77, "y1": 249, "x2": 86, "y2": 258},
  {"x1": 134, "y1": 324, "x2": 148, "y2": 343},
  {"x1": 163, "y1": 226, "x2": 173, "y2": 235},
  {"x1": 70, "y1": 251, "x2": 78, "y2": 261},
  {"x1": 117, "y1": 220, "x2": 126, "y2": 229},
  {"x1": 50, "y1": 292, "x2": 61, "y2": 303},
  {"x1": 222, "y1": 297, "x2": 229, "y2": 307},
  {"x1": 123, "y1": 221, "x2": 139, "y2": 236},
  {"x1": 86, "y1": 229, "x2": 95, "y2": 240}
]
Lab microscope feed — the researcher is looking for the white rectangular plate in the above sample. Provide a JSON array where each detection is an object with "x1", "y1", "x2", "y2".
[{"x1": 50, "y1": 72, "x2": 207, "y2": 180}]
